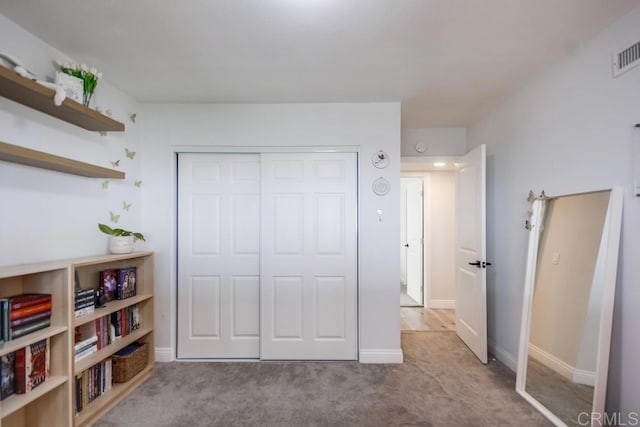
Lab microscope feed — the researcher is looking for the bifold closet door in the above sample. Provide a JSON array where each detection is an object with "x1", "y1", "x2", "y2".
[
  {"x1": 260, "y1": 153, "x2": 357, "y2": 360},
  {"x1": 177, "y1": 153, "x2": 260, "y2": 358}
]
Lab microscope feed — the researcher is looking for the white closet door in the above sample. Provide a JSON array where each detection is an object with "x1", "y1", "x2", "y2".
[
  {"x1": 177, "y1": 153, "x2": 260, "y2": 358},
  {"x1": 260, "y1": 153, "x2": 357, "y2": 360}
]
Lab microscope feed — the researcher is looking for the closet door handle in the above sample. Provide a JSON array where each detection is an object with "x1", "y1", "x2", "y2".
[
  {"x1": 468, "y1": 261, "x2": 481, "y2": 267},
  {"x1": 404, "y1": 244, "x2": 409, "y2": 248}
]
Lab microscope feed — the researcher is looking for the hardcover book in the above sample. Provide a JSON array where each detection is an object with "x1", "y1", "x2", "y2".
[
  {"x1": 99, "y1": 269, "x2": 118, "y2": 302},
  {"x1": 15, "y1": 337, "x2": 50, "y2": 394},
  {"x1": 117, "y1": 267, "x2": 137, "y2": 300},
  {"x1": 10, "y1": 301, "x2": 52, "y2": 321},
  {"x1": 8, "y1": 294, "x2": 51, "y2": 311},
  {"x1": 10, "y1": 310, "x2": 51, "y2": 327},
  {"x1": 1, "y1": 299, "x2": 8, "y2": 342},
  {"x1": 9, "y1": 318, "x2": 51, "y2": 340},
  {"x1": 0, "y1": 352, "x2": 15, "y2": 400}
]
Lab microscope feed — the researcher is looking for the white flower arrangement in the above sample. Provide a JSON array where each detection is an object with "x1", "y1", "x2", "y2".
[{"x1": 58, "y1": 61, "x2": 102, "y2": 106}]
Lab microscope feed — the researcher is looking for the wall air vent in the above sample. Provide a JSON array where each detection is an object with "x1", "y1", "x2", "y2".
[{"x1": 613, "y1": 41, "x2": 640, "y2": 77}]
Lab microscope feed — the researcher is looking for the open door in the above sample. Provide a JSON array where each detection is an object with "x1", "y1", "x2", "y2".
[{"x1": 455, "y1": 144, "x2": 488, "y2": 363}]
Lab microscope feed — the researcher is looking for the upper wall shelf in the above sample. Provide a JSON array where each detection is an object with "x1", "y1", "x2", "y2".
[
  {"x1": 0, "y1": 66, "x2": 125, "y2": 132},
  {"x1": 0, "y1": 141, "x2": 125, "y2": 179}
]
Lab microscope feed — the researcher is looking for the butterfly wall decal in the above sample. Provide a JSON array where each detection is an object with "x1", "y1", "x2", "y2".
[
  {"x1": 109, "y1": 211, "x2": 120, "y2": 223},
  {"x1": 134, "y1": 180, "x2": 142, "y2": 188},
  {"x1": 110, "y1": 160, "x2": 120, "y2": 168},
  {"x1": 102, "y1": 180, "x2": 109, "y2": 189},
  {"x1": 123, "y1": 201, "x2": 132, "y2": 211},
  {"x1": 125, "y1": 148, "x2": 136, "y2": 159}
]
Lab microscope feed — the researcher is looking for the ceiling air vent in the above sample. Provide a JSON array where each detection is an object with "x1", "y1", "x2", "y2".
[{"x1": 613, "y1": 41, "x2": 640, "y2": 77}]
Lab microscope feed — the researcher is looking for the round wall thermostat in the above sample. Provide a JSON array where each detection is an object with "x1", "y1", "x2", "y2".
[
  {"x1": 415, "y1": 142, "x2": 427, "y2": 153},
  {"x1": 372, "y1": 150, "x2": 390, "y2": 169},
  {"x1": 372, "y1": 177, "x2": 390, "y2": 196}
]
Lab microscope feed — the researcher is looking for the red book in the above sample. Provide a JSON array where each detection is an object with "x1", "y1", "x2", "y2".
[
  {"x1": 95, "y1": 318, "x2": 103, "y2": 350},
  {"x1": 120, "y1": 309, "x2": 126, "y2": 337},
  {"x1": 10, "y1": 302, "x2": 52, "y2": 321},
  {"x1": 15, "y1": 338, "x2": 50, "y2": 394},
  {"x1": 9, "y1": 294, "x2": 51, "y2": 311},
  {"x1": 99, "y1": 269, "x2": 118, "y2": 303}
]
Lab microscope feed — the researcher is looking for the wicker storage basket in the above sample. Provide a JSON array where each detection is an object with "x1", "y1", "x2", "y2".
[{"x1": 112, "y1": 342, "x2": 148, "y2": 383}]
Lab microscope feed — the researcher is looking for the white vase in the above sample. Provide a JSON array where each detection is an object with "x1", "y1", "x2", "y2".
[{"x1": 109, "y1": 236, "x2": 134, "y2": 254}]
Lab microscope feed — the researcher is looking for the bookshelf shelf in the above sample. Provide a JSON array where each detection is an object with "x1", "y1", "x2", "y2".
[
  {"x1": 0, "y1": 252, "x2": 154, "y2": 427},
  {"x1": 0, "y1": 141, "x2": 125, "y2": 179},
  {"x1": 0, "y1": 66, "x2": 125, "y2": 132},
  {"x1": 74, "y1": 294, "x2": 152, "y2": 327},
  {"x1": 0, "y1": 325, "x2": 67, "y2": 357},
  {"x1": 74, "y1": 364, "x2": 154, "y2": 427},
  {"x1": 74, "y1": 327, "x2": 152, "y2": 374},
  {"x1": 0, "y1": 376, "x2": 68, "y2": 419}
]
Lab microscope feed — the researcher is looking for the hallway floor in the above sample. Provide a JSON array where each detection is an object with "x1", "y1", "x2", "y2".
[{"x1": 401, "y1": 307, "x2": 456, "y2": 331}]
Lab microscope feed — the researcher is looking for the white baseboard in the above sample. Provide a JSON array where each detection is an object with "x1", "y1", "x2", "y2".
[
  {"x1": 155, "y1": 347, "x2": 174, "y2": 363},
  {"x1": 488, "y1": 339, "x2": 517, "y2": 372},
  {"x1": 158, "y1": 347, "x2": 403, "y2": 364},
  {"x1": 359, "y1": 349, "x2": 404, "y2": 364},
  {"x1": 428, "y1": 299, "x2": 455, "y2": 309},
  {"x1": 528, "y1": 343, "x2": 595, "y2": 386}
]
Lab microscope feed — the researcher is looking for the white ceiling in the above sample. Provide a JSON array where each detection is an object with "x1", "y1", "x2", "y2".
[{"x1": 1, "y1": 0, "x2": 637, "y2": 127}]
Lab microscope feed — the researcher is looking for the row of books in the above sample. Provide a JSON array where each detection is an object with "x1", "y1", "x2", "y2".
[
  {"x1": 74, "y1": 305, "x2": 141, "y2": 362},
  {"x1": 75, "y1": 288, "x2": 95, "y2": 318},
  {"x1": 75, "y1": 359, "x2": 112, "y2": 414},
  {"x1": 0, "y1": 337, "x2": 50, "y2": 401},
  {"x1": 99, "y1": 267, "x2": 137, "y2": 302},
  {"x1": 0, "y1": 294, "x2": 52, "y2": 343}
]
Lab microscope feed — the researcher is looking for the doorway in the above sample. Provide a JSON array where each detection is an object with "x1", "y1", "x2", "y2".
[
  {"x1": 399, "y1": 146, "x2": 488, "y2": 364},
  {"x1": 400, "y1": 167, "x2": 457, "y2": 332}
]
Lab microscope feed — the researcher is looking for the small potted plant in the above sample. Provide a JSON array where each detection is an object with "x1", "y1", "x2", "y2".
[{"x1": 98, "y1": 224, "x2": 145, "y2": 254}]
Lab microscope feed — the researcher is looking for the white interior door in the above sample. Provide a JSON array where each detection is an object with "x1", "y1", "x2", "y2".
[
  {"x1": 177, "y1": 153, "x2": 260, "y2": 358},
  {"x1": 404, "y1": 178, "x2": 423, "y2": 305},
  {"x1": 455, "y1": 144, "x2": 488, "y2": 364},
  {"x1": 260, "y1": 152, "x2": 357, "y2": 360},
  {"x1": 400, "y1": 182, "x2": 408, "y2": 287}
]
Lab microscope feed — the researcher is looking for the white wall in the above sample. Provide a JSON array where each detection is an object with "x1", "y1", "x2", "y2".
[
  {"x1": 138, "y1": 103, "x2": 402, "y2": 360},
  {"x1": 427, "y1": 171, "x2": 456, "y2": 306},
  {"x1": 401, "y1": 128, "x2": 466, "y2": 157},
  {"x1": 0, "y1": 14, "x2": 142, "y2": 266},
  {"x1": 467, "y1": 5, "x2": 640, "y2": 415}
]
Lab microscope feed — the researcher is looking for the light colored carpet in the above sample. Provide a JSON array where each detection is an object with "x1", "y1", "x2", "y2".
[{"x1": 96, "y1": 332, "x2": 551, "y2": 426}]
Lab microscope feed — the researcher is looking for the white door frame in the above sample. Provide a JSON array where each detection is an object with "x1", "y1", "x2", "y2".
[{"x1": 170, "y1": 145, "x2": 360, "y2": 361}]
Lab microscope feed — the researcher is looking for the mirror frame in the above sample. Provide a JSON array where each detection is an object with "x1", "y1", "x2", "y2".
[{"x1": 515, "y1": 187, "x2": 624, "y2": 427}]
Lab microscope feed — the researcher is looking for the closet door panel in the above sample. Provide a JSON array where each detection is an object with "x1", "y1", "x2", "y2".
[
  {"x1": 261, "y1": 153, "x2": 357, "y2": 360},
  {"x1": 178, "y1": 153, "x2": 260, "y2": 358}
]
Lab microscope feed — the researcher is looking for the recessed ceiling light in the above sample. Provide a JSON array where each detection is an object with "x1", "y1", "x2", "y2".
[{"x1": 433, "y1": 162, "x2": 446, "y2": 167}]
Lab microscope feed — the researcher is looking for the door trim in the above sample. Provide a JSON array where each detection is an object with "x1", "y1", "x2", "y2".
[{"x1": 174, "y1": 145, "x2": 360, "y2": 154}]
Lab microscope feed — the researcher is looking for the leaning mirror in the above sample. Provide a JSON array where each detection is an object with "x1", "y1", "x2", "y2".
[{"x1": 516, "y1": 188, "x2": 623, "y2": 427}]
